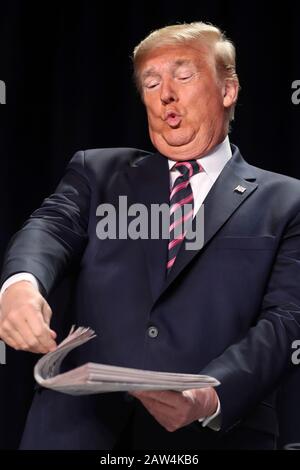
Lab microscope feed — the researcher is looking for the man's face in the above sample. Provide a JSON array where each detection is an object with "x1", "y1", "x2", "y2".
[{"x1": 139, "y1": 43, "x2": 237, "y2": 160}]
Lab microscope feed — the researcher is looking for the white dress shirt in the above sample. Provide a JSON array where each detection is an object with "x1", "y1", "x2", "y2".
[
  {"x1": 168, "y1": 135, "x2": 232, "y2": 216},
  {"x1": 0, "y1": 137, "x2": 232, "y2": 431}
]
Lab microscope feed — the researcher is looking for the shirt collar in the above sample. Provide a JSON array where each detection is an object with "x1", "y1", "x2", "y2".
[{"x1": 168, "y1": 136, "x2": 232, "y2": 178}]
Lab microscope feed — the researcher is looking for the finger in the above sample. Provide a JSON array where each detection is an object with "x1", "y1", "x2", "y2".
[
  {"x1": 0, "y1": 329, "x2": 26, "y2": 351},
  {"x1": 12, "y1": 315, "x2": 49, "y2": 352},
  {"x1": 136, "y1": 396, "x2": 179, "y2": 431},
  {"x1": 11, "y1": 312, "x2": 56, "y2": 353},
  {"x1": 41, "y1": 303, "x2": 57, "y2": 341},
  {"x1": 24, "y1": 314, "x2": 57, "y2": 352},
  {"x1": 50, "y1": 329, "x2": 57, "y2": 339},
  {"x1": 136, "y1": 395, "x2": 174, "y2": 414},
  {"x1": 182, "y1": 389, "x2": 196, "y2": 404},
  {"x1": 24, "y1": 307, "x2": 57, "y2": 350},
  {"x1": 132, "y1": 390, "x2": 182, "y2": 407},
  {"x1": 41, "y1": 302, "x2": 52, "y2": 326},
  {"x1": 10, "y1": 329, "x2": 32, "y2": 351}
]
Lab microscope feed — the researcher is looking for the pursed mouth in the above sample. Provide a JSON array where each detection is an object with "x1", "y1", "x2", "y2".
[{"x1": 164, "y1": 111, "x2": 182, "y2": 128}]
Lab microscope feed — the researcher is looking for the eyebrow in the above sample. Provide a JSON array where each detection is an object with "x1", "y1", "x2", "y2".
[
  {"x1": 141, "y1": 68, "x2": 160, "y2": 80},
  {"x1": 141, "y1": 59, "x2": 196, "y2": 81},
  {"x1": 173, "y1": 59, "x2": 194, "y2": 68}
]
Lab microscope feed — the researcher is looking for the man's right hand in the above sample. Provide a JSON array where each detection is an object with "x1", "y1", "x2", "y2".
[{"x1": 0, "y1": 281, "x2": 57, "y2": 353}]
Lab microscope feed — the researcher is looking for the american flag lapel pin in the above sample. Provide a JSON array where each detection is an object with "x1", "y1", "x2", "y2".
[{"x1": 234, "y1": 185, "x2": 247, "y2": 194}]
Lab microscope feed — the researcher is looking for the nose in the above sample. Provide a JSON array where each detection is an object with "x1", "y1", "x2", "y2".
[{"x1": 160, "y1": 78, "x2": 178, "y2": 105}]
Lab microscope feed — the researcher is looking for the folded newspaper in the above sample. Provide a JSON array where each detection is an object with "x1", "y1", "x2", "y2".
[{"x1": 34, "y1": 326, "x2": 220, "y2": 395}]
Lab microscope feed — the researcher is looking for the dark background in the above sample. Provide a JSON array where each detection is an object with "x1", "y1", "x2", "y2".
[{"x1": 0, "y1": 0, "x2": 300, "y2": 449}]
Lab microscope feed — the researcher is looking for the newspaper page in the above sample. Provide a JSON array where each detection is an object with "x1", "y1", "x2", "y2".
[{"x1": 34, "y1": 326, "x2": 220, "y2": 395}]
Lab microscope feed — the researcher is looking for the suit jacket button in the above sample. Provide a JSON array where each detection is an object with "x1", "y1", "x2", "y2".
[{"x1": 148, "y1": 326, "x2": 159, "y2": 338}]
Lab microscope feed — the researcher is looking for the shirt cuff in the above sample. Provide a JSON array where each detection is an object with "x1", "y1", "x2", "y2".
[
  {"x1": 0, "y1": 273, "x2": 40, "y2": 296},
  {"x1": 198, "y1": 396, "x2": 221, "y2": 431}
]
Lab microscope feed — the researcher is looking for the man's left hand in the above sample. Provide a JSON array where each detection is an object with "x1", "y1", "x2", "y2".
[{"x1": 130, "y1": 387, "x2": 218, "y2": 432}]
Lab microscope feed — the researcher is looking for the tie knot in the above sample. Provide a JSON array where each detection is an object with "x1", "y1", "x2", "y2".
[{"x1": 174, "y1": 160, "x2": 203, "y2": 180}]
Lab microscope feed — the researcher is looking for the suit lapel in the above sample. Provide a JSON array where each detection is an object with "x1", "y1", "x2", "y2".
[
  {"x1": 125, "y1": 152, "x2": 170, "y2": 300},
  {"x1": 125, "y1": 146, "x2": 258, "y2": 303},
  {"x1": 160, "y1": 146, "x2": 259, "y2": 295}
]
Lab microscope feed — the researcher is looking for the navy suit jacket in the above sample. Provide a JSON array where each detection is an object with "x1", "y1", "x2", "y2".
[{"x1": 2, "y1": 145, "x2": 300, "y2": 449}]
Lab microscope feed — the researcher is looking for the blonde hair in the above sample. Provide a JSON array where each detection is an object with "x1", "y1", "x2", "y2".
[{"x1": 133, "y1": 22, "x2": 239, "y2": 120}]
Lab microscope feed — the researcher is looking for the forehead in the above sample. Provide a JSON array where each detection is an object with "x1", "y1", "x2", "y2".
[{"x1": 139, "y1": 43, "x2": 213, "y2": 75}]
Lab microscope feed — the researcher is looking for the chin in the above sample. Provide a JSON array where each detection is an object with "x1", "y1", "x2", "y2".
[
  {"x1": 164, "y1": 129, "x2": 193, "y2": 145},
  {"x1": 151, "y1": 131, "x2": 199, "y2": 157}
]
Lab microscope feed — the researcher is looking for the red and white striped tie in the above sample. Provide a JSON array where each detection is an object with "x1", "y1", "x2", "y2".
[{"x1": 167, "y1": 160, "x2": 203, "y2": 273}]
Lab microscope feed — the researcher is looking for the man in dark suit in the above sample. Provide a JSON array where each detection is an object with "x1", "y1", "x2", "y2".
[{"x1": 0, "y1": 22, "x2": 300, "y2": 450}]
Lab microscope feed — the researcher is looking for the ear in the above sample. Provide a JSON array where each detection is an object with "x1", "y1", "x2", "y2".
[{"x1": 222, "y1": 79, "x2": 239, "y2": 109}]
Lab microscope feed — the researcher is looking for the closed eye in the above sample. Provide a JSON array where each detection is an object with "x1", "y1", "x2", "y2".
[
  {"x1": 143, "y1": 77, "x2": 161, "y2": 90},
  {"x1": 177, "y1": 74, "x2": 193, "y2": 82},
  {"x1": 145, "y1": 82, "x2": 160, "y2": 89}
]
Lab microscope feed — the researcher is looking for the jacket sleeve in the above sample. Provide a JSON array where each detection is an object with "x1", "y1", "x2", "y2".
[
  {"x1": 0, "y1": 151, "x2": 90, "y2": 296},
  {"x1": 201, "y1": 209, "x2": 300, "y2": 432}
]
